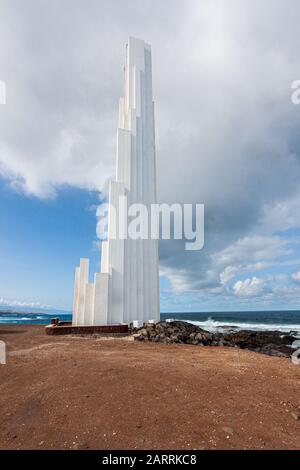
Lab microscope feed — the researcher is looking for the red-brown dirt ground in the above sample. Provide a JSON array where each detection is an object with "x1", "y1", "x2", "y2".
[{"x1": 0, "y1": 325, "x2": 299, "y2": 450}]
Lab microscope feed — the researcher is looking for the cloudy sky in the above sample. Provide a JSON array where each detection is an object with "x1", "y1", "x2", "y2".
[{"x1": 1, "y1": 0, "x2": 300, "y2": 312}]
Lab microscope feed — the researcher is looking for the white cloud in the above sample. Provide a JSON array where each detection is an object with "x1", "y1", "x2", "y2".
[
  {"x1": 233, "y1": 277, "x2": 268, "y2": 298},
  {"x1": 0, "y1": 297, "x2": 51, "y2": 309},
  {"x1": 292, "y1": 271, "x2": 300, "y2": 283},
  {"x1": 220, "y1": 266, "x2": 238, "y2": 285},
  {"x1": 212, "y1": 235, "x2": 293, "y2": 268}
]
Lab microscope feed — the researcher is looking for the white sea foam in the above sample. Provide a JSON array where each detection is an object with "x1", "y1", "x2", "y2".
[
  {"x1": 178, "y1": 317, "x2": 300, "y2": 334},
  {"x1": 0, "y1": 316, "x2": 42, "y2": 322}
]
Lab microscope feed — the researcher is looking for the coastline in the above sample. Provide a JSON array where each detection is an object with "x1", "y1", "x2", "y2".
[
  {"x1": 132, "y1": 321, "x2": 299, "y2": 358},
  {"x1": 0, "y1": 324, "x2": 299, "y2": 450},
  {"x1": 1, "y1": 309, "x2": 300, "y2": 335}
]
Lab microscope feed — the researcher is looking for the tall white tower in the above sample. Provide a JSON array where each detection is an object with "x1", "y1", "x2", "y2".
[{"x1": 72, "y1": 37, "x2": 160, "y2": 326}]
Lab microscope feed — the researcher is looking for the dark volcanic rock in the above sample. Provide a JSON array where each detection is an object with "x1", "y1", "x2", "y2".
[
  {"x1": 222, "y1": 330, "x2": 296, "y2": 357},
  {"x1": 131, "y1": 321, "x2": 296, "y2": 358}
]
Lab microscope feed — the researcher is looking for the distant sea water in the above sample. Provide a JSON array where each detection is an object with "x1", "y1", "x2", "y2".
[
  {"x1": 0, "y1": 310, "x2": 72, "y2": 325},
  {"x1": 0, "y1": 308, "x2": 300, "y2": 335},
  {"x1": 166, "y1": 311, "x2": 300, "y2": 335}
]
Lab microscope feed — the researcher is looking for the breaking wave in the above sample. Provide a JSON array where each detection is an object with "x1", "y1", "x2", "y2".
[{"x1": 180, "y1": 316, "x2": 300, "y2": 334}]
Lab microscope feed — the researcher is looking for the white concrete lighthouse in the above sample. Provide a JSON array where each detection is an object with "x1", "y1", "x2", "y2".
[{"x1": 72, "y1": 37, "x2": 160, "y2": 326}]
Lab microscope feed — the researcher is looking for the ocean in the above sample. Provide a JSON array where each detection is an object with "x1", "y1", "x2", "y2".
[{"x1": 0, "y1": 309, "x2": 300, "y2": 335}]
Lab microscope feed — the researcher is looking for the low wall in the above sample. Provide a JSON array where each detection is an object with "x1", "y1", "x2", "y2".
[{"x1": 45, "y1": 322, "x2": 129, "y2": 336}]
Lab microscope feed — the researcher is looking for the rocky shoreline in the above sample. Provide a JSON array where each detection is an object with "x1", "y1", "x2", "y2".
[{"x1": 131, "y1": 321, "x2": 298, "y2": 358}]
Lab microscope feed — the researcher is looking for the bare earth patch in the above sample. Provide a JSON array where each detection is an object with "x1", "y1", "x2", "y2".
[{"x1": 0, "y1": 325, "x2": 299, "y2": 450}]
